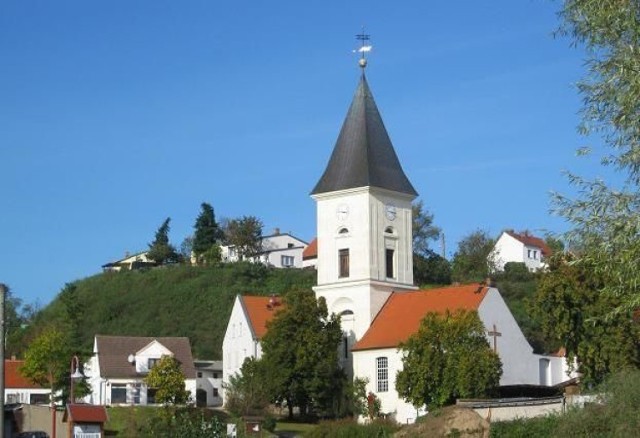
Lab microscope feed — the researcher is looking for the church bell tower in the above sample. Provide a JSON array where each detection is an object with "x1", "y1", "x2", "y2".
[{"x1": 312, "y1": 42, "x2": 418, "y2": 373}]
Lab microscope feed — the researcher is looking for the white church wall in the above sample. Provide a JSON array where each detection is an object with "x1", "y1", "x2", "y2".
[
  {"x1": 478, "y1": 288, "x2": 541, "y2": 385},
  {"x1": 368, "y1": 188, "x2": 415, "y2": 286},
  {"x1": 353, "y1": 347, "x2": 423, "y2": 425},
  {"x1": 315, "y1": 282, "x2": 393, "y2": 341},
  {"x1": 314, "y1": 188, "x2": 373, "y2": 286},
  {"x1": 221, "y1": 296, "x2": 261, "y2": 405}
]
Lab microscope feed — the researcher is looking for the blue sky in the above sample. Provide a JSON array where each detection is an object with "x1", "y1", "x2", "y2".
[{"x1": 1, "y1": 1, "x2": 609, "y2": 306}]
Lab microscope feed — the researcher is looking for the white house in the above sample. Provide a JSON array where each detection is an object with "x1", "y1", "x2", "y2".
[
  {"x1": 83, "y1": 335, "x2": 197, "y2": 406},
  {"x1": 221, "y1": 295, "x2": 283, "y2": 404},
  {"x1": 102, "y1": 251, "x2": 155, "y2": 272},
  {"x1": 194, "y1": 359, "x2": 223, "y2": 406},
  {"x1": 492, "y1": 231, "x2": 551, "y2": 272},
  {"x1": 223, "y1": 65, "x2": 575, "y2": 423},
  {"x1": 220, "y1": 229, "x2": 309, "y2": 268},
  {"x1": 4, "y1": 359, "x2": 50, "y2": 405}
]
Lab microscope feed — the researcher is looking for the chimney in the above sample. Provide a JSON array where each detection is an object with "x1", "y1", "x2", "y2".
[{"x1": 274, "y1": 228, "x2": 280, "y2": 235}]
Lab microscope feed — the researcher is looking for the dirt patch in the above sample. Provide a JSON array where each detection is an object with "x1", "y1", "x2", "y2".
[{"x1": 395, "y1": 406, "x2": 490, "y2": 438}]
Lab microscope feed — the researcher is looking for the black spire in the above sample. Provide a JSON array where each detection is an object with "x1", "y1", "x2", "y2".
[{"x1": 311, "y1": 74, "x2": 418, "y2": 196}]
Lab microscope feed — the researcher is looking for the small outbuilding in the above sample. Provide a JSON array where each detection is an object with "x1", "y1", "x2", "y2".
[{"x1": 64, "y1": 404, "x2": 108, "y2": 438}]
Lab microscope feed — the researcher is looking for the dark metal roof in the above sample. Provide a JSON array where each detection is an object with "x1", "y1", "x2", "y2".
[{"x1": 311, "y1": 74, "x2": 417, "y2": 196}]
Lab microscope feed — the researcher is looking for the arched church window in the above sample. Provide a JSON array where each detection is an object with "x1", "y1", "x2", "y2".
[
  {"x1": 339, "y1": 310, "x2": 354, "y2": 316},
  {"x1": 338, "y1": 227, "x2": 349, "y2": 235},
  {"x1": 376, "y1": 357, "x2": 388, "y2": 392}
]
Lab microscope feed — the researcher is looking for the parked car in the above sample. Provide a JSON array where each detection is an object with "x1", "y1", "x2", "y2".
[{"x1": 16, "y1": 432, "x2": 49, "y2": 438}]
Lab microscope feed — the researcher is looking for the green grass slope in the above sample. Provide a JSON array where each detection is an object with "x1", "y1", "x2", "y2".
[{"x1": 31, "y1": 262, "x2": 316, "y2": 359}]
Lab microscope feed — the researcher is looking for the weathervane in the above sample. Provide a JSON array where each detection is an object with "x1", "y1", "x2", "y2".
[{"x1": 355, "y1": 27, "x2": 372, "y2": 69}]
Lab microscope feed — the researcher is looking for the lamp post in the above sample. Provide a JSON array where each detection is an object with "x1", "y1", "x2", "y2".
[
  {"x1": 68, "y1": 356, "x2": 84, "y2": 438},
  {"x1": 69, "y1": 355, "x2": 84, "y2": 404}
]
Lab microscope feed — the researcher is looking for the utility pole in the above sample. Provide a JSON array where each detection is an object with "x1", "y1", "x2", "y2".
[
  {"x1": 0, "y1": 283, "x2": 6, "y2": 438},
  {"x1": 440, "y1": 233, "x2": 446, "y2": 259}
]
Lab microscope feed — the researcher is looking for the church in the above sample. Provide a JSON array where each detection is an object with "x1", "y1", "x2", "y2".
[{"x1": 223, "y1": 56, "x2": 573, "y2": 424}]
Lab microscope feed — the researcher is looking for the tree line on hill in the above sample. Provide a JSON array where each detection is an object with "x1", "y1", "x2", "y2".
[{"x1": 146, "y1": 202, "x2": 265, "y2": 266}]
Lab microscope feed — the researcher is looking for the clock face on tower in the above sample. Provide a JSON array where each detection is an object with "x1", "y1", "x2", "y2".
[
  {"x1": 385, "y1": 204, "x2": 397, "y2": 221},
  {"x1": 336, "y1": 204, "x2": 349, "y2": 221}
]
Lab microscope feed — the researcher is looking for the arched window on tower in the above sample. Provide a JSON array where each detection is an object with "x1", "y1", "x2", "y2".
[{"x1": 339, "y1": 248, "x2": 350, "y2": 278}]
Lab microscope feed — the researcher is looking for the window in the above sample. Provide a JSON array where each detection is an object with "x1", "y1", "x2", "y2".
[
  {"x1": 148, "y1": 358, "x2": 159, "y2": 370},
  {"x1": 213, "y1": 388, "x2": 219, "y2": 397},
  {"x1": 281, "y1": 255, "x2": 294, "y2": 267},
  {"x1": 339, "y1": 249, "x2": 350, "y2": 278},
  {"x1": 197, "y1": 371, "x2": 203, "y2": 378},
  {"x1": 30, "y1": 393, "x2": 49, "y2": 404},
  {"x1": 376, "y1": 357, "x2": 388, "y2": 392},
  {"x1": 386, "y1": 249, "x2": 395, "y2": 278},
  {"x1": 147, "y1": 388, "x2": 158, "y2": 404},
  {"x1": 111, "y1": 384, "x2": 127, "y2": 404},
  {"x1": 132, "y1": 383, "x2": 141, "y2": 404},
  {"x1": 385, "y1": 226, "x2": 394, "y2": 234},
  {"x1": 213, "y1": 372, "x2": 219, "y2": 379},
  {"x1": 338, "y1": 227, "x2": 349, "y2": 235},
  {"x1": 343, "y1": 337, "x2": 349, "y2": 359},
  {"x1": 7, "y1": 394, "x2": 18, "y2": 403},
  {"x1": 287, "y1": 243, "x2": 294, "y2": 248},
  {"x1": 527, "y1": 249, "x2": 532, "y2": 258},
  {"x1": 533, "y1": 250, "x2": 538, "y2": 259}
]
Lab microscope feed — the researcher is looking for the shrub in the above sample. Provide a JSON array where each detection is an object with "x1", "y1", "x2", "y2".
[{"x1": 306, "y1": 418, "x2": 398, "y2": 438}]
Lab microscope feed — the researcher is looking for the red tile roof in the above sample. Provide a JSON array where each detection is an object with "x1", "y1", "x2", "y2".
[
  {"x1": 303, "y1": 238, "x2": 317, "y2": 260},
  {"x1": 352, "y1": 284, "x2": 490, "y2": 351},
  {"x1": 506, "y1": 231, "x2": 552, "y2": 256},
  {"x1": 241, "y1": 295, "x2": 285, "y2": 339},
  {"x1": 5, "y1": 360, "x2": 45, "y2": 389},
  {"x1": 66, "y1": 404, "x2": 108, "y2": 423}
]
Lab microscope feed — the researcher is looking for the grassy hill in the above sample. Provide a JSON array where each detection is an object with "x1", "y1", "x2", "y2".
[
  {"x1": 26, "y1": 262, "x2": 316, "y2": 359},
  {"x1": 18, "y1": 260, "x2": 551, "y2": 361}
]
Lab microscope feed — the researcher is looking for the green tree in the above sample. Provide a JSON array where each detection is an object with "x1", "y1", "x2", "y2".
[
  {"x1": 192, "y1": 203, "x2": 223, "y2": 265},
  {"x1": 260, "y1": 289, "x2": 344, "y2": 418},
  {"x1": 412, "y1": 200, "x2": 441, "y2": 256},
  {"x1": 144, "y1": 355, "x2": 190, "y2": 405},
  {"x1": 451, "y1": 230, "x2": 495, "y2": 283},
  {"x1": 224, "y1": 357, "x2": 271, "y2": 417},
  {"x1": 179, "y1": 236, "x2": 194, "y2": 263},
  {"x1": 414, "y1": 250, "x2": 451, "y2": 286},
  {"x1": 148, "y1": 218, "x2": 180, "y2": 265},
  {"x1": 59, "y1": 283, "x2": 83, "y2": 351},
  {"x1": 551, "y1": 1, "x2": 640, "y2": 313},
  {"x1": 21, "y1": 327, "x2": 89, "y2": 403},
  {"x1": 3, "y1": 285, "x2": 29, "y2": 358},
  {"x1": 223, "y1": 216, "x2": 263, "y2": 260},
  {"x1": 530, "y1": 254, "x2": 640, "y2": 385},
  {"x1": 396, "y1": 309, "x2": 502, "y2": 409}
]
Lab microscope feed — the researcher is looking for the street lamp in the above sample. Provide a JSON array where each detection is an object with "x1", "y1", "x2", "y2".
[{"x1": 69, "y1": 355, "x2": 84, "y2": 404}]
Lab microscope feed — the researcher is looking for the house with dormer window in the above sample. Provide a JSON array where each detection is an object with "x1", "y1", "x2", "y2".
[{"x1": 83, "y1": 335, "x2": 196, "y2": 406}]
